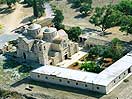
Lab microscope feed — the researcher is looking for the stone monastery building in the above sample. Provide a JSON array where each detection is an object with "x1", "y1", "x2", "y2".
[{"x1": 17, "y1": 23, "x2": 79, "y2": 65}]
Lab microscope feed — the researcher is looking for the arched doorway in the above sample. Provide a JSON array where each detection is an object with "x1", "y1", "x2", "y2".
[
  {"x1": 64, "y1": 54, "x2": 68, "y2": 59},
  {"x1": 23, "y1": 52, "x2": 26, "y2": 59}
]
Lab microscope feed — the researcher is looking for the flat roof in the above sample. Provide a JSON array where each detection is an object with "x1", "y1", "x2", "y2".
[
  {"x1": 31, "y1": 52, "x2": 132, "y2": 86},
  {"x1": 95, "y1": 56, "x2": 132, "y2": 86},
  {"x1": 32, "y1": 66, "x2": 98, "y2": 83}
]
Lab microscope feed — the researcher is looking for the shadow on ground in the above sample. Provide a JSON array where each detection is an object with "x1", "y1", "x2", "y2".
[
  {"x1": 74, "y1": 14, "x2": 88, "y2": 19},
  {"x1": 2, "y1": 53, "x2": 41, "y2": 73},
  {"x1": 0, "y1": 7, "x2": 15, "y2": 14},
  {"x1": 21, "y1": 15, "x2": 35, "y2": 24},
  {"x1": 11, "y1": 77, "x2": 104, "y2": 99}
]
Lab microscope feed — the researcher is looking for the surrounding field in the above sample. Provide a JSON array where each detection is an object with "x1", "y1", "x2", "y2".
[
  {"x1": 50, "y1": 0, "x2": 132, "y2": 42},
  {"x1": 0, "y1": 0, "x2": 132, "y2": 99},
  {"x1": 50, "y1": 0, "x2": 120, "y2": 28}
]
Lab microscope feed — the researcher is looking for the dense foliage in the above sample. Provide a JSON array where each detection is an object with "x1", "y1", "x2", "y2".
[
  {"x1": 6, "y1": 0, "x2": 17, "y2": 8},
  {"x1": 89, "y1": 38, "x2": 125, "y2": 61},
  {"x1": 90, "y1": 0, "x2": 132, "y2": 35},
  {"x1": 80, "y1": 61, "x2": 103, "y2": 73},
  {"x1": 33, "y1": 0, "x2": 45, "y2": 18},
  {"x1": 23, "y1": 0, "x2": 33, "y2": 7},
  {"x1": 79, "y1": 3, "x2": 92, "y2": 15},
  {"x1": 116, "y1": 0, "x2": 132, "y2": 34},
  {"x1": 70, "y1": 0, "x2": 92, "y2": 8},
  {"x1": 52, "y1": 9, "x2": 64, "y2": 30},
  {"x1": 89, "y1": 5, "x2": 122, "y2": 35},
  {"x1": 0, "y1": 0, "x2": 6, "y2": 4},
  {"x1": 67, "y1": 27, "x2": 83, "y2": 41},
  {"x1": 116, "y1": 0, "x2": 132, "y2": 16}
]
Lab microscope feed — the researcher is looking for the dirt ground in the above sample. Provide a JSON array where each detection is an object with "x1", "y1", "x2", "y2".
[
  {"x1": 0, "y1": 3, "x2": 33, "y2": 34},
  {"x1": 50, "y1": 0, "x2": 132, "y2": 42},
  {"x1": 51, "y1": 0, "x2": 120, "y2": 28}
]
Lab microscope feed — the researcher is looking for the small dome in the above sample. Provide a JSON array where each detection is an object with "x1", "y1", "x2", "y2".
[
  {"x1": 43, "y1": 27, "x2": 57, "y2": 34},
  {"x1": 28, "y1": 23, "x2": 41, "y2": 30},
  {"x1": 44, "y1": 28, "x2": 50, "y2": 32}
]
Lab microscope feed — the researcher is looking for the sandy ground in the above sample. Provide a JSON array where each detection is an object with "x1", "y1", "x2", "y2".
[{"x1": 0, "y1": 3, "x2": 33, "y2": 34}]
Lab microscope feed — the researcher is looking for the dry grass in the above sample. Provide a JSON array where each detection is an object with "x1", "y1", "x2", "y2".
[{"x1": 50, "y1": 0, "x2": 132, "y2": 42}]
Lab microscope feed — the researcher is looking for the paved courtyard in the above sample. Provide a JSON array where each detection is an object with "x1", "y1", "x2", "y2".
[{"x1": 56, "y1": 48, "x2": 87, "y2": 68}]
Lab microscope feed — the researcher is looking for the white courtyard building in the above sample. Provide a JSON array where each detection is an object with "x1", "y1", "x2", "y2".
[{"x1": 30, "y1": 51, "x2": 132, "y2": 94}]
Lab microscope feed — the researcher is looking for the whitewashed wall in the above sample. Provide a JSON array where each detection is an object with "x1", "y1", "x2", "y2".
[{"x1": 30, "y1": 72, "x2": 106, "y2": 94}]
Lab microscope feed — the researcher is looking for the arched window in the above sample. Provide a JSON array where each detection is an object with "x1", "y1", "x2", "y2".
[
  {"x1": 37, "y1": 75, "x2": 40, "y2": 78},
  {"x1": 97, "y1": 87, "x2": 99, "y2": 89},
  {"x1": 45, "y1": 76, "x2": 48, "y2": 79},
  {"x1": 44, "y1": 46, "x2": 46, "y2": 50},
  {"x1": 59, "y1": 79, "x2": 62, "y2": 82},
  {"x1": 76, "y1": 82, "x2": 78, "y2": 85},
  {"x1": 39, "y1": 46, "x2": 41, "y2": 51}
]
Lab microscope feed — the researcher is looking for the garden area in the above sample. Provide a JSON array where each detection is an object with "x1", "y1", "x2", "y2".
[{"x1": 68, "y1": 38, "x2": 127, "y2": 73}]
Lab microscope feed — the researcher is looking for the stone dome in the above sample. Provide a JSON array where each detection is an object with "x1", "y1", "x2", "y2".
[
  {"x1": 43, "y1": 27, "x2": 57, "y2": 41},
  {"x1": 43, "y1": 27, "x2": 57, "y2": 34},
  {"x1": 44, "y1": 28, "x2": 50, "y2": 32}
]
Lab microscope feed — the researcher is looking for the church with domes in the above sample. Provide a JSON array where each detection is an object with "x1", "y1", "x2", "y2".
[{"x1": 16, "y1": 23, "x2": 79, "y2": 65}]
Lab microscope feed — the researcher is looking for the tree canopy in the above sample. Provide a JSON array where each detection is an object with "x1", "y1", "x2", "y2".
[
  {"x1": 79, "y1": 3, "x2": 92, "y2": 15},
  {"x1": 120, "y1": 15, "x2": 132, "y2": 34},
  {"x1": 0, "y1": 0, "x2": 6, "y2": 4},
  {"x1": 52, "y1": 9, "x2": 64, "y2": 30},
  {"x1": 67, "y1": 27, "x2": 83, "y2": 41},
  {"x1": 33, "y1": 0, "x2": 45, "y2": 18},
  {"x1": 6, "y1": 0, "x2": 17, "y2": 8},
  {"x1": 80, "y1": 61, "x2": 103, "y2": 73},
  {"x1": 116, "y1": 0, "x2": 132, "y2": 15},
  {"x1": 89, "y1": 6, "x2": 122, "y2": 35},
  {"x1": 89, "y1": 38, "x2": 125, "y2": 61}
]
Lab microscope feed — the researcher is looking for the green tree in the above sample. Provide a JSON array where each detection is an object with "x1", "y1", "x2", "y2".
[
  {"x1": 89, "y1": 38, "x2": 125, "y2": 61},
  {"x1": 80, "y1": 61, "x2": 102, "y2": 73},
  {"x1": 120, "y1": 15, "x2": 132, "y2": 35},
  {"x1": 71, "y1": 0, "x2": 81, "y2": 8},
  {"x1": 33, "y1": 0, "x2": 45, "y2": 18},
  {"x1": 0, "y1": 0, "x2": 6, "y2": 4},
  {"x1": 52, "y1": 9, "x2": 64, "y2": 29},
  {"x1": 110, "y1": 38, "x2": 124, "y2": 60},
  {"x1": 116, "y1": 0, "x2": 132, "y2": 15},
  {"x1": 6, "y1": 0, "x2": 17, "y2": 8},
  {"x1": 79, "y1": 4, "x2": 92, "y2": 15},
  {"x1": 67, "y1": 27, "x2": 82, "y2": 41},
  {"x1": 89, "y1": 6, "x2": 122, "y2": 35},
  {"x1": 108, "y1": 39, "x2": 123, "y2": 60},
  {"x1": 80, "y1": 0, "x2": 92, "y2": 4},
  {"x1": 24, "y1": 0, "x2": 33, "y2": 7}
]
